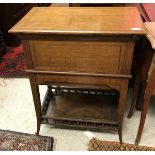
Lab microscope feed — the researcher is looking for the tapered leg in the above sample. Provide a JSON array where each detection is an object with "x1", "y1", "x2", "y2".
[
  {"x1": 135, "y1": 84, "x2": 154, "y2": 145},
  {"x1": 128, "y1": 75, "x2": 140, "y2": 118},
  {"x1": 29, "y1": 75, "x2": 41, "y2": 135},
  {"x1": 118, "y1": 80, "x2": 129, "y2": 143}
]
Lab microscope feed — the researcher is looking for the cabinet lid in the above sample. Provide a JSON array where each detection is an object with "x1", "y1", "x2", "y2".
[{"x1": 9, "y1": 7, "x2": 146, "y2": 35}]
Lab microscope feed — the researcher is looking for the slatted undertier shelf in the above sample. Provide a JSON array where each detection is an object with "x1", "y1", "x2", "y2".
[{"x1": 41, "y1": 86, "x2": 119, "y2": 131}]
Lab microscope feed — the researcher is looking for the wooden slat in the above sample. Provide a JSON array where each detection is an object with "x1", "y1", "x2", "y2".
[{"x1": 26, "y1": 69, "x2": 132, "y2": 78}]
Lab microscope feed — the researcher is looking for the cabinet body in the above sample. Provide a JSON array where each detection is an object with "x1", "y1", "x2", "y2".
[
  {"x1": 9, "y1": 7, "x2": 146, "y2": 143},
  {"x1": 22, "y1": 34, "x2": 134, "y2": 143}
]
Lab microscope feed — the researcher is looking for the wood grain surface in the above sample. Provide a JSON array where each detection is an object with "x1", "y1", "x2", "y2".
[{"x1": 9, "y1": 7, "x2": 146, "y2": 35}]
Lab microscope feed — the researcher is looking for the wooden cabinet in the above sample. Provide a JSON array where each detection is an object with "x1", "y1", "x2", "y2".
[{"x1": 9, "y1": 7, "x2": 146, "y2": 143}]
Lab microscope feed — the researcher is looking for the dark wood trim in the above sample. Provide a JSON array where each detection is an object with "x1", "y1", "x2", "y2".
[
  {"x1": 138, "y1": 4, "x2": 151, "y2": 22},
  {"x1": 16, "y1": 33, "x2": 140, "y2": 42}
]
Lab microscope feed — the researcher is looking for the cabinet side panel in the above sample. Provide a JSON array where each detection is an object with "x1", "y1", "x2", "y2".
[{"x1": 22, "y1": 40, "x2": 34, "y2": 69}]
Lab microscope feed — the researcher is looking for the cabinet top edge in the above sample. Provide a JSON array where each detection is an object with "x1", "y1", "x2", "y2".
[
  {"x1": 9, "y1": 29, "x2": 147, "y2": 36},
  {"x1": 9, "y1": 6, "x2": 147, "y2": 35}
]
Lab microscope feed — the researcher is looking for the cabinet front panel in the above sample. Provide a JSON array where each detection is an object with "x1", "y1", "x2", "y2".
[{"x1": 29, "y1": 40, "x2": 130, "y2": 74}]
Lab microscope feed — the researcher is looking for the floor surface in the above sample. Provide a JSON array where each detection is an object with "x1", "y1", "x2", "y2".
[{"x1": 0, "y1": 78, "x2": 155, "y2": 150}]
